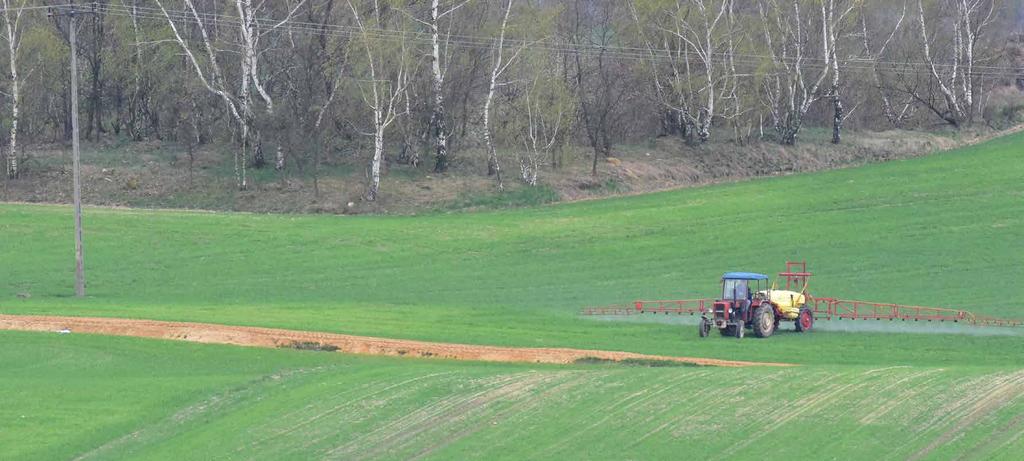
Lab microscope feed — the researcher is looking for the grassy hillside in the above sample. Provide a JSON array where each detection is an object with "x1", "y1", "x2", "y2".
[
  {"x1": 3, "y1": 132, "x2": 1024, "y2": 460},
  {"x1": 4, "y1": 331, "x2": 1024, "y2": 461},
  {"x1": 2, "y1": 131, "x2": 1023, "y2": 364}
]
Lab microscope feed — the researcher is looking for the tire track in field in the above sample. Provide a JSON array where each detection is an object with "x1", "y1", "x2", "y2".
[
  {"x1": 324, "y1": 371, "x2": 574, "y2": 460},
  {"x1": 958, "y1": 410, "x2": 1024, "y2": 460},
  {"x1": 0, "y1": 314, "x2": 791, "y2": 367},
  {"x1": 542, "y1": 369, "x2": 714, "y2": 454},
  {"x1": 712, "y1": 372, "x2": 864, "y2": 460},
  {"x1": 408, "y1": 372, "x2": 596, "y2": 460},
  {"x1": 712, "y1": 366, "x2": 951, "y2": 460},
  {"x1": 72, "y1": 366, "x2": 328, "y2": 461},
  {"x1": 907, "y1": 370, "x2": 1024, "y2": 461},
  {"x1": 857, "y1": 368, "x2": 948, "y2": 425},
  {"x1": 628, "y1": 374, "x2": 757, "y2": 445},
  {"x1": 249, "y1": 370, "x2": 460, "y2": 453}
]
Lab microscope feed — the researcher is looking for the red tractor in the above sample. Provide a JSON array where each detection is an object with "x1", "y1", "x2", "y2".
[
  {"x1": 581, "y1": 261, "x2": 1024, "y2": 332},
  {"x1": 698, "y1": 271, "x2": 815, "y2": 339}
]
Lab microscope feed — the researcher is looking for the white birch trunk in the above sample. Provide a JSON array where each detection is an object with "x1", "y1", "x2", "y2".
[
  {"x1": 157, "y1": 0, "x2": 248, "y2": 189},
  {"x1": 483, "y1": 0, "x2": 515, "y2": 191},
  {"x1": 759, "y1": 0, "x2": 838, "y2": 145},
  {"x1": 827, "y1": 0, "x2": 842, "y2": 144},
  {"x1": 236, "y1": 0, "x2": 261, "y2": 169},
  {"x1": 910, "y1": 0, "x2": 994, "y2": 127},
  {"x1": 238, "y1": 0, "x2": 309, "y2": 171},
  {"x1": 483, "y1": 88, "x2": 500, "y2": 186},
  {"x1": 519, "y1": 77, "x2": 563, "y2": 187},
  {"x1": 917, "y1": 0, "x2": 964, "y2": 125},
  {"x1": 724, "y1": 1, "x2": 742, "y2": 142},
  {"x1": 369, "y1": 106, "x2": 384, "y2": 201},
  {"x1": 349, "y1": 0, "x2": 407, "y2": 201},
  {"x1": 430, "y1": 0, "x2": 450, "y2": 172},
  {"x1": 2, "y1": 0, "x2": 22, "y2": 179},
  {"x1": 861, "y1": 5, "x2": 914, "y2": 128},
  {"x1": 667, "y1": 0, "x2": 731, "y2": 143}
]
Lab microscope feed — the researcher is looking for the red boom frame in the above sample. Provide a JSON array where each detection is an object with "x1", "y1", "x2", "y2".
[{"x1": 580, "y1": 262, "x2": 1024, "y2": 328}]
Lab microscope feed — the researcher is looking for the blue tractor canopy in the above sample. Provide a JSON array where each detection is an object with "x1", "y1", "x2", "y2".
[
  {"x1": 720, "y1": 272, "x2": 769, "y2": 300},
  {"x1": 722, "y1": 272, "x2": 769, "y2": 281}
]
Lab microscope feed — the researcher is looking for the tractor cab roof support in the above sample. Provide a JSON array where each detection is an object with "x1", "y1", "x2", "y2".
[{"x1": 722, "y1": 272, "x2": 769, "y2": 280}]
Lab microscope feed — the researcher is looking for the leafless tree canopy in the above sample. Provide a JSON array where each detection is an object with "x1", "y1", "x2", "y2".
[{"x1": 1, "y1": 0, "x2": 1022, "y2": 196}]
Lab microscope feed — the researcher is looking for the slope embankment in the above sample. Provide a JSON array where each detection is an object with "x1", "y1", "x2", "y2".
[{"x1": 0, "y1": 314, "x2": 791, "y2": 367}]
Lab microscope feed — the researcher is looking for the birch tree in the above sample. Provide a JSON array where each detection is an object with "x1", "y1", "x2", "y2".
[
  {"x1": 515, "y1": 66, "x2": 572, "y2": 186},
  {"x1": 235, "y1": 0, "x2": 264, "y2": 168},
  {"x1": 482, "y1": 0, "x2": 522, "y2": 191},
  {"x1": 759, "y1": 0, "x2": 850, "y2": 145},
  {"x1": 348, "y1": 0, "x2": 408, "y2": 201},
  {"x1": 1, "y1": 0, "x2": 25, "y2": 179},
  {"x1": 667, "y1": 0, "x2": 736, "y2": 143},
  {"x1": 631, "y1": 0, "x2": 746, "y2": 143},
  {"x1": 824, "y1": 0, "x2": 856, "y2": 144},
  {"x1": 156, "y1": 0, "x2": 249, "y2": 189},
  {"x1": 630, "y1": 1, "x2": 697, "y2": 140},
  {"x1": 860, "y1": 0, "x2": 917, "y2": 128},
  {"x1": 233, "y1": 0, "x2": 308, "y2": 170},
  {"x1": 413, "y1": 0, "x2": 469, "y2": 173},
  {"x1": 912, "y1": 0, "x2": 997, "y2": 127},
  {"x1": 721, "y1": 0, "x2": 748, "y2": 143},
  {"x1": 156, "y1": 0, "x2": 306, "y2": 187}
]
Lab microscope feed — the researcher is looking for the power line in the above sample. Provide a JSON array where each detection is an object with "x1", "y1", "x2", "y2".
[
  {"x1": 116, "y1": 2, "x2": 1024, "y2": 72},
  {"x1": 88, "y1": 8, "x2": 1015, "y2": 81},
  {"x1": 0, "y1": 3, "x2": 74, "y2": 13},
  {"x1": 0, "y1": 2, "x2": 1019, "y2": 79},
  {"x1": 90, "y1": 2, "x2": 1024, "y2": 77}
]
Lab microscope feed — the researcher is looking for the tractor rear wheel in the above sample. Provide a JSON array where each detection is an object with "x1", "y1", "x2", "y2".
[
  {"x1": 752, "y1": 305, "x2": 776, "y2": 338},
  {"x1": 698, "y1": 318, "x2": 711, "y2": 338},
  {"x1": 795, "y1": 307, "x2": 814, "y2": 332}
]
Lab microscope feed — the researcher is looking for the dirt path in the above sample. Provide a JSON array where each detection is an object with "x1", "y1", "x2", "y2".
[{"x1": 0, "y1": 314, "x2": 791, "y2": 367}]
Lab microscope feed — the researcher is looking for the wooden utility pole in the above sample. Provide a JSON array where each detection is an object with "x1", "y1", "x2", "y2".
[{"x1": 50, "y1": 2, "x2": 94, "y2": 297}]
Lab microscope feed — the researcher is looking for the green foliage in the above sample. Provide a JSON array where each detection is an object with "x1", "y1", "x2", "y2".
[
  {"x1": 983, "y1": 89, "x2": 1024, "y2": 130},
  {"x1": 17, "y1": 18, "x2": 67, "y2": 139},
  {"x1": 440, "y1": 184, "x2": 560, "y2": 211},
  {"x1": 514, "y1": 51, "x2": 576, "y2": 139}
]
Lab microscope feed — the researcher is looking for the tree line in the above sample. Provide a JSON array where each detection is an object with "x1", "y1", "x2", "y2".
[{"x1": 1, "y1": 0, "x2": 1022, "y2": 200}]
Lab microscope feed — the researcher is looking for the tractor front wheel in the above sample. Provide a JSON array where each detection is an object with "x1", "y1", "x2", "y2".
[
  {"x1": 753, "y1": 305, "x2": 776, "y2": 338},
  {"x1": 720, "y1": 324, "x2": 737, "y2": 337},
  {"x1": 698, "y1": 318, "x2": 711, "y2": 338},
  {"x1": 795, "y1": 307, "x2": 814, "y2": 332}
]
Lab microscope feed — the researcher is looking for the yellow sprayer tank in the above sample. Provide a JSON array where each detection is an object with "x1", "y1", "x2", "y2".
[{"x1": 757, "y1": 290, "x2": 806, "y2": 320}]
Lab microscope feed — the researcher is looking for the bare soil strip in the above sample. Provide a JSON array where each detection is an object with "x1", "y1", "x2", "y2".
[{"x1": 0, "y1": 314, "x2": 791, "y2": 367}]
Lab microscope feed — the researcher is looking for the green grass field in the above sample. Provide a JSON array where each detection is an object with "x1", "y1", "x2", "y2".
[
  {"x1": 4, "y1": 331, "x2": 1023, "y2": 460},
  {"x1": 2, "y1": 131, "x2": 1024, "y2": 459}
]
